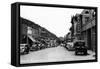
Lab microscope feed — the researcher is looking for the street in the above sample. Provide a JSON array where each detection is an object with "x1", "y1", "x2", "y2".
[{"x1": 20, "y1": 46, "x2": 95, "y2": 64}]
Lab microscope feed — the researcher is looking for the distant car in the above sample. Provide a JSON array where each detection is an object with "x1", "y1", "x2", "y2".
[
  {"x1": 65, "y1": 42, "x2": 74, "y2": 51},
  {"x1": 60, "y1": 43, "x2": 65, "y2": 47},
  {"x1": 20, "y1": 44, "x2": 29, "y2": 54},
  {"x1": 74, "y1": 40, "x2": 87, "y2": 55}
]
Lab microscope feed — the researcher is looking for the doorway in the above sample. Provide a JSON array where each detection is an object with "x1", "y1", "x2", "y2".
[{"x1": 87, "y1": 29, "x2": 91, "y2": 50}]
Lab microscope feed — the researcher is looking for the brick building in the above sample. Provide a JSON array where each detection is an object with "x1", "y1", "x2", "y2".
[
  {"x1": 20, "y1": 18, "x2": 40, "y2": 44},
  {"x1": 81, "y1": 9, "x2": 96, "y2": 51},
  {"x1": 20, "y1": 17, "x2": 58, "y2": 48},
  {"x1": 70, "y1": 9, "x2": 96, "y2": 51}
]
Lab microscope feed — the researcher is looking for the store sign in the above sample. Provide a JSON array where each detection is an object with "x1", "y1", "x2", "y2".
[{"x1": 76, "y1": 22, "x2": 81, "y2": 34}]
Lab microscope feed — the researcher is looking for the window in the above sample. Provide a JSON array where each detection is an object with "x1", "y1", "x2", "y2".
[
  {"x1": 85, "y1": 11, "x2": 89, "y2": 14},
  {"x1": 85, "y1": 17, "x2": 90, "y2": 23}
]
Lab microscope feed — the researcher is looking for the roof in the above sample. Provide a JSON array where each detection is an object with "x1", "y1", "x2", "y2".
[{"x1": 20, "y1": 17, "x2": 40, "y2": 29}]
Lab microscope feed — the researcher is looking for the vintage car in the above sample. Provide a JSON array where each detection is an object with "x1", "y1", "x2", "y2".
[
  {"x1": 30, "y1": 42, "x2": 39, "y2": 51},
  {"x1": 74, "y1": 40, "x2": 87, "y2": 55},
  {"x1": 20, "y1": 44, "x2": 29, "y2": 54},
  {"x1": 39, "y1": 44, "x2": 46, "y2": 49},
  {"x1": 65, "y1": 42, "x2": 74, "y2": 51}
]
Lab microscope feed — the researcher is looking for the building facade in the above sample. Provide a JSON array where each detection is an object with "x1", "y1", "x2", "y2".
[
  {"x1": 70, "y1": 14, "x2": 82, "y2": 42},
  {"x1": 70, "y1": 9, "x2": 96, "y2": 51},
  {"x1": 20, "y1": 17, "x2": 59, "y2": 48},
  {"x1": 65, "y1": 32, "x2": 73, "y2": 42},
  {"x1": 81, "y1": 9, "x2": 96, "y2": 51}
]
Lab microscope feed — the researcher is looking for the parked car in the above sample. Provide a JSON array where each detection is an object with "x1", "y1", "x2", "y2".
[
  {"x1": 20, "y1": 44, "x2": 29, "y2": 54},
  {"x1": 65, "y1": 42, "x2": 74, "y2": 51},
  {"x1": 60, "y1": 43, "x2": 65, "y2": 47},
  {"x1": 74, "y1": 40, "x2": 87, "y2": 55},
  {"x1": 30, "y1": 42, "x2": 39, "y2": 51}
]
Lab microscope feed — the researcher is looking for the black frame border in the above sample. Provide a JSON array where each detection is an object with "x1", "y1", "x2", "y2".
[{"x1": 11, "y1": 2, "x2": 98, "y2": 67}]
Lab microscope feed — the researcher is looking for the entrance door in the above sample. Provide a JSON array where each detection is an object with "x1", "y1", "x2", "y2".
[{"x1": 87, "y1": 29, "x2": 91, "y2": 50}]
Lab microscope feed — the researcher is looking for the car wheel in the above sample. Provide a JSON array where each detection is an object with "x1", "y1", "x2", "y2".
[
  {"x1": 84, "y1": 51, "x2": 87, "y2": 55},
  {"x1": 75, "y1": 51, "x2": 78, "y2": 55},
  {"x1": 26, "y1": 52, "x2": 29, "y2": 54}
]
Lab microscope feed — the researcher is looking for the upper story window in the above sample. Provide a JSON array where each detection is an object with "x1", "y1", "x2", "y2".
[
  {"x1": 27, "y1": 27, "x2": 32, "y2": 35},
  {"x1": 85, "y1": 11, "x2": 89, "y2": 14},
  {"x1": 92, "y1": 10, "x2": 96, "y2": 18},
  {"x1": 85, "y1": 17, "x2": 90, "y2": 23}
]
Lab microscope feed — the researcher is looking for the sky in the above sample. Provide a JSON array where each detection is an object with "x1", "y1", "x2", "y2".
[{"x1": 20, "y1": 6, "x2": 83, "y2": 37}]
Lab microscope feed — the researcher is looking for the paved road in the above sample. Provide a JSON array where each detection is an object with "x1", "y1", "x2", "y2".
[{"x1": 20, "y1": 46, "x2": 95, "y2": 64}]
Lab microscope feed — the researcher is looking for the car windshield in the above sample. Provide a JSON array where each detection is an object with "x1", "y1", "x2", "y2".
[{"x1": 76, "y1": 42, "x2": 85, "y2": 46}]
